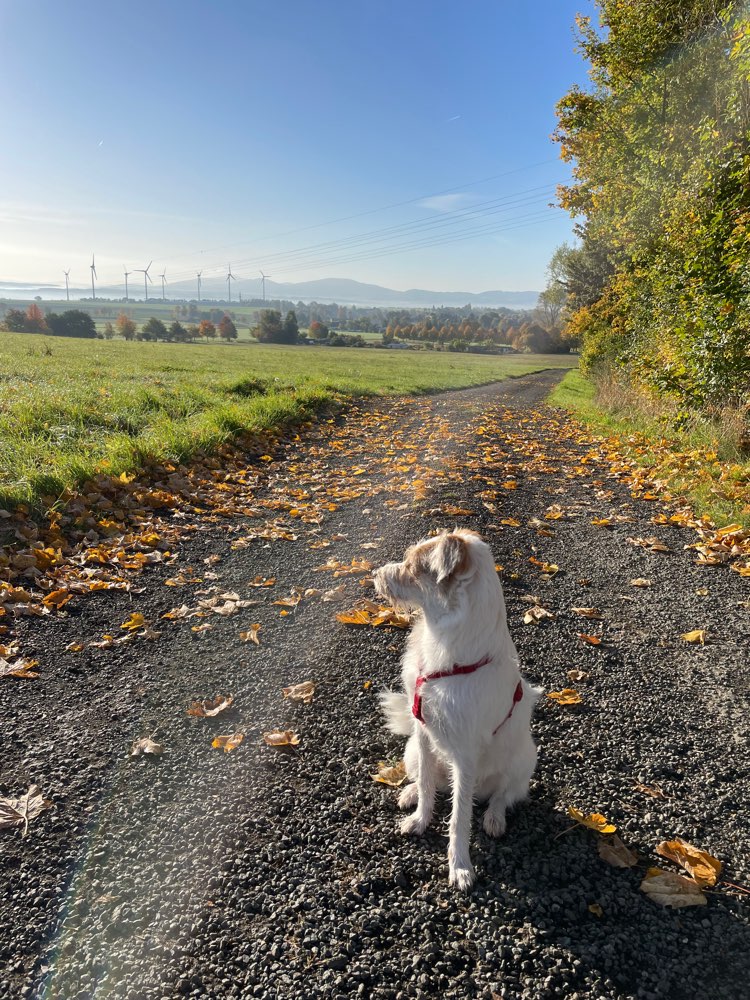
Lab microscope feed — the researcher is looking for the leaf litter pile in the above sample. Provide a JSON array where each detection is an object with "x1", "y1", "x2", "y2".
[{"x1": 1, "y1": 374, "x2": 749, "y2": 1000}]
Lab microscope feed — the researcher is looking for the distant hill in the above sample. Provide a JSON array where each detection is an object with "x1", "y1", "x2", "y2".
[{"x1": 0, "y1": 275, "x2": 538, "y2": 309}]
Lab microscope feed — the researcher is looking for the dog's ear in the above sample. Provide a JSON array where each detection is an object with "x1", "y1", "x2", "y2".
[{"x1": 431, "y1": 533, "x2": 468, "y2": 584}]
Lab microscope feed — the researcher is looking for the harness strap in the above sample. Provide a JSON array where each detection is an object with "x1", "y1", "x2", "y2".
[{"x1": 411, "y1": 658, "x2": 523, "y2": 735}]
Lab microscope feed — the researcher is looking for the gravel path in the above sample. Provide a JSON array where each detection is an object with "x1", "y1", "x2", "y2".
[{"x1": 1, "y1": 370, "x2": 748, "y2": 1000}]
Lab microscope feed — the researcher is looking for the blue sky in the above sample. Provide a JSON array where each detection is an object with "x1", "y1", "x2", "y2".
[{"x1": 0, "y1": 0, "x2": 595, "y2": 295}]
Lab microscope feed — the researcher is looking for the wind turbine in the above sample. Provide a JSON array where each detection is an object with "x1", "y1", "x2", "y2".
[
  {"x1": 63, "y1": 268, "x2": 71, "y2": 302},
  {"x1": 159, "y1": 267, "x2": 167, "y2": 300},
  {"x1": 226, "y1": 263, "x2": 237, "y2": 303},
  {"x1": 90, "y1": 255, "x2": 97, "y2": 300},
  {"x1": 259, "y1": 270, "x2": 271, "y2": 302},
  {"x1": 196, "y1": 271, "x2": 202, "y2": 303},
  {"x1": 134, "y1": 261, "x2": 153, "y2": 302},
  {"x1": 124, "y1": 266, "x2": 132, "y2": 302}
]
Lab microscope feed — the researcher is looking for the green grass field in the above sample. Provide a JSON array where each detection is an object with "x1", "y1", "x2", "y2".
[{"x1": 1, "y1": 332, "x2": 576, "y2": 508}]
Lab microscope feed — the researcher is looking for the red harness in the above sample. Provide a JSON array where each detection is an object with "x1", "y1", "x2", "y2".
[{"x1": 412, "y1": 656, "x2": 523, "y2": 735}]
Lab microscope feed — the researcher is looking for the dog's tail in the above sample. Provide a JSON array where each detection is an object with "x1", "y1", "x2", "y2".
[{"x1": 378, "y1": 689, "x2": 413, "y2": 736}]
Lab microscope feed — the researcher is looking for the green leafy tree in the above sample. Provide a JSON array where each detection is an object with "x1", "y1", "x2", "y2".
[
  {"x1": 103, "y1": 321, "x2": 115, "y2": 339},
  {"x1": 168, "y1": 320, "x2": 189, "y2": 342},
  {"x1": 255, "y1": 309, "x2": 286, "y2": 343},
  {"x1": 46, "y1": 310, "x2": 97, "y2": 338},
  {"x1": 283, "y1": 310, "x2": 299, "y2": 343},
  {"x1": 1, "y1": 308, "x2": 29, "y2": 332},
  {"x1": 142, "y1": 317, "x2": 168, "y2": 341}
]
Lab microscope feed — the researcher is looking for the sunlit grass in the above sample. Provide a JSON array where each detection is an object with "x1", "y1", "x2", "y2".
[
  {"x1": 1, "y1": 333, "x2": 576, "y2": 507},
  {"x1": 549, "y1": 370, "x2": 750, "y2": 528}
]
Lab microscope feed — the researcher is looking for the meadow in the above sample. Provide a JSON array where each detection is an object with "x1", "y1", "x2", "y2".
[{"x1": 1, "y1": 332, "x2": 576, "y2": 507}]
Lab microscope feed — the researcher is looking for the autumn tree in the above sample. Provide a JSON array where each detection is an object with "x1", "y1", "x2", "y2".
[
  {"x1": 218, "y1": 315, "x2": 238, "y2": 341},
  {"x1": 116, "y1": 313, "x2": 137, "y2": 341},
  {"x1": 25, "y1": 303, "x2": 48, "y2": 333},
  {"x1": 308, "y1": 320, "x2": 329, "y2": 341},
  {"x1": 199, "y1": 319, "x2": 217, "y2": 339}
]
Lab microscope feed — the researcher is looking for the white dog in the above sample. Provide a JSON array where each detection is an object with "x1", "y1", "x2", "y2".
[{"x1": 374, "y1": 529, "x2": 540, "y2": 891}]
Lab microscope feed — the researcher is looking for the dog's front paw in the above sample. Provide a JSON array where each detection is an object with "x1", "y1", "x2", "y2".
[
  {"x1": 399, "y1": 812, "x2": 429, "y2": 836},
  {"x1": 449, "y1": 860, "x2": 476, "y2": 892},
  {"x1": 397, "y1": 783, "x2": 419, "y2": 811}
]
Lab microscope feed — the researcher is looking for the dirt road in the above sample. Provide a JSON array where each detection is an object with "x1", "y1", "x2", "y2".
[{"x1": 2, "y1": 371, "x2": 748, "y2": 1000}]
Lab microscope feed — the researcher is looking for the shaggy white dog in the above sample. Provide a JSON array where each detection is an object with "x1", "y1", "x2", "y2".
[{"x1": 374, "y1": 529, "x2": 540, "y2": 891}]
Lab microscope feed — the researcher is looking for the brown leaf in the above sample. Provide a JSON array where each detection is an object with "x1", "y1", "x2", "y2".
[
  {"x1": 0, "y1": 657, "x2": 40, "y2": 679},
  {"x1": 523, "y1": 605, "x2": 554, "y2": 625},
  {"x1": 42, "y1": 589, "x2": 73, "y2": 609},
  {"x1": 263, "y1": 730, "x2": 300, "y2": 747},
  {"x1": 578, "y1": 633, "x2": 602, "y2": 646},
  {"x1": 0, "y1": 785, "x2": 52, "y2": 837},
  {"x1": 655, "y1": 838, "x2": 722, "y2": 886},
  {"x1": 282, "y1": 680, "x2": 315, "y2": 704},
  {"x1": 371, "y1": 760, "x2": 408, "y2": 787},
  {"x1": 630, "y1": 578, "x2": 652, "y2": 588},
  {"x1": 571, "y1": 607, "x2": 601, "y2": 619},
  {"x1": 640, "y1": 868, "x2": 706, "y2": 908},
  {"x1": 187, "y1": 695, "x2": 234, "y2": 718},
  {"x1": 598, "y1": 835, "x2": 638, "y2": 868},
  {"x1": 130, "y1": 737, "x2": 163, "y2": 757},
  {"x1": 567, "y1": 668, "x2": 589, "y2": 683},
  {"x1": 239, "y1": 624, "x2": 261, "y2": 645},
  {"x1": 212, "y1": 732, "x2": 244, "y2": 752},
  {"x1": 588, "y1": 902, "x2": 604, "y2": 917},
  {"x1": 248, "y1": 576, "x2": 276, "y2": 587}
]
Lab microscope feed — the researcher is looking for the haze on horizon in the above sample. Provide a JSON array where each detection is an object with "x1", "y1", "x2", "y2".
[{"x1": 0, "y1": 1, "x2": 594, "y2": 296}]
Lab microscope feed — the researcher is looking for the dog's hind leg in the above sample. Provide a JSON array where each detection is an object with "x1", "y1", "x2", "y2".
[
  {"x1": 399, "y1": 728, "x2": 438, "y2": 836},
  {"x1": 482, "y1": 790, "x2": 507, "y2": 838},
  {"x1": 447, "y1": 756, "x2": 478, "y2": 892}
]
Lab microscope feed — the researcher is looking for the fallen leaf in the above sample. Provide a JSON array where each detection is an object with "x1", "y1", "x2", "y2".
[
  {"x1": 212, "y1": 732, "x2": 244, "y2": 752},
  {"x1": 0, "y1": 785, "x2": 52, "y2": 837},
  {"x1": 162, "y1": 604, "x2": 195, "y2": 620},
  {"x1": 567, "y1": 669, "x2": 589, "y2": 683},
  {"x1": 121, "y1": 612, "x2": 146, "y2": 631},
  {"x1": 130, "y1": 737, "x2": 163, "y2": 757},
  {"x1": 578, "y1": 633, "x2": 602, "y2": 645},
  {"x1": 571, "y1": 607, "x2": 601, "y2": 619},
  {"x1": 598, "y1": 835, "x2": 638, "y2": 868},
  {"x1": 640, "y1": 868, "x2": 706, "y2": 908},
  {"x1": 249, "y1": 576, "x2": 275, "y2": 587},
  {"x1": 371, "y1": 760, "x2": 408, "y2": 787},
  {"x1": 321, "y1": 584, "x2": 346, "y2": 602},
  {"x1": 500, "y1": 517, "x2": 521, "y2": 527},
  {"x1": 239, "y1": 623, "x2": 261, "y2": 645},
  {"x1": 588, "y1": 902, "x2": 604, "y2": 917},
  {"x1": 681, "y1": 629, "x2": 706, "y2": 645},
  {"x1": 282, "y1": 680, "x2": 315, "y2": 704},
  {"x1": 523, "y1": 605, "x2": 554, "y2": 625},
  {"x1": 65, "y1": 641, "x2": 86, "y2": 653},
  {"x1": 567, "y1": 807, "x2": 616, "y2": 834},
  {"x1": 42, "y1": 589, "x2": 73, "y2": 609},
  {"x1": 0, "y1": 657, "x2": 40, "y2": 679},
  {"x1": 191, "y1": 623, "x2": 213, "y2": 633},
  {"x1": 262, "y1": 730, "x2": 300, "y2": 747},
  {"x1": 633, "y1": 782, "x2": 666, "y2": 799},
  {"x1": 187, "y1": 695, "x2": 234, "y2": 718},
  {"x1": 655, "y1": 838, "x2": 722, "y2": 886},
  {"x1": 547, "y1": 688, "x2": 582, "y2": 706},
  {"x1": 630, "y1": 578, "x2": 652, "y2": 588}
]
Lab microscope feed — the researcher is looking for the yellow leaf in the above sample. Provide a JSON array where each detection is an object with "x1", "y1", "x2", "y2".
[
  {"x1": 42, "y1": 589, "x2": 72, "y2": 609},
  {"x1": 263, "y1": 730, "x2": 300, "y2": 747},
  {"x1": 567, "y1": 806, "x2": 616, "y2": 834},
  {"x1": 212, "y1": 732, "x2": 244, "y2": 752},
  {"x1": 371, "y1": 760, "x2": 408, "y2": 787},
  {"x1": 547, "y1": 688, "x2": 582, "y2": 706},
  {"x1": 681, "y1": 629, "x2": 706, "y2": 645},
  {"x1": 500, "y1": 517, "x2": 521, "y2": 527},
  {"x1": 121, "y1": 612, "x2": 146, "y2": 631},
  {"x1": 655, "y1": 838, "x2": 722, "y2": 886},
  {"x1": 630, "y1": 578, "x2": 652, "y2": 588}
]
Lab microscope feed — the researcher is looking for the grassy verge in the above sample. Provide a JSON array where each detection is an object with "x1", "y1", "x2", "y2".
[
  {"x1": 549, "y1": 370, "x2": 750, "y2": 527},
  {"x1": 1, "y1": 333, "x2": 576, "y2": 508}
]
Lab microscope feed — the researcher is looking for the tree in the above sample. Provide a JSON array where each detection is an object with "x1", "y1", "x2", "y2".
[
  {"x1": 218, "y1": 315, "x2": 238, "y2": 341},
  {"x1": 1, "y1": 308, "x2": 29, "y2": 332},
  {"x1": 46, "y1": 310, "x2": 97, "y2": 338},
  {"x1": 283, "y1": 310, "x2": 299, "y2": 343},
  {"x1": 308, "y1": 320, "x2": 329, "y2": 341},
  {"x1": 199, "y1": 319, "x2": 217, "y2": 339},
  {"x1": 186, "y1": 324, "x2": 200, "y2": 342},
  {"x1": 25, "y1": 303, "x2": 48, "y2": 333},
  {"x1": 116, "y1": 313, "x2": 137, "y2": 341},
  {"x1": 254, "y1": 309, "x2": 286, "y2": 343},
  {"x1": 168, "y1": 320, "x2": 189, "y2": 342},
  {"x1": 142, "y1": 317, "x2": 168, "y2": 341},
  {"x1": 103, "y1": 321, "x2": 115, "y2": 340}
]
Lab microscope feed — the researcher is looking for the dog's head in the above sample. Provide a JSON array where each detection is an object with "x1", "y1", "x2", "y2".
[{"x1": 373, "y1": 529, "x2": 499, "y2": 620}]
